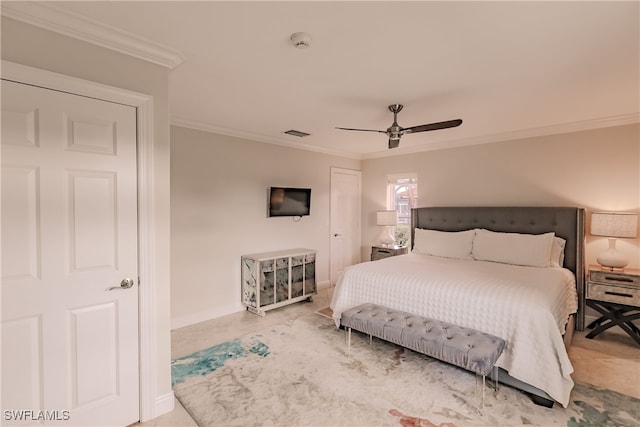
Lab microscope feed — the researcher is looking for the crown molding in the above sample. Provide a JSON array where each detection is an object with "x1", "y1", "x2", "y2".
[
  {"x1": 363, "y1": 112, "x2": 640, "y2": 159},
  {"x1": 1, "y1": 2, "x2": 183, "y2": 69},
  {"x1": 172, "y1": 112, "x2": 639, "y2": 161},
  {"x1": 170, "y1": 117, "x2": 363, "y2": 161}
]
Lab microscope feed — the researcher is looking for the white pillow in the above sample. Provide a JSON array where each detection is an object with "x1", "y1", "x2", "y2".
[
  {"x1": 413, "y1": 228, "x2": 475, "y2": 260},
  {"x1": 472, "y1": 229, "x2": 555, "y2": 267},
  {"x1": 550, "y1": 236, "x2": 566, "y2": 268}
]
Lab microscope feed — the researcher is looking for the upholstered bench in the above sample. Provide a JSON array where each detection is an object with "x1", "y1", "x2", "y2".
[{"x1": 341, "y1": 303, "x2": 506, "y2": 408}]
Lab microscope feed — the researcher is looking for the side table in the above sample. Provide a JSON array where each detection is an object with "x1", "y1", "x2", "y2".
[
  {"x1": 371, "y1": 245, "x2": 408, "y2": 261},
  {"x1": 585, "y1": 265, "x2": 640, "y2": 346}
]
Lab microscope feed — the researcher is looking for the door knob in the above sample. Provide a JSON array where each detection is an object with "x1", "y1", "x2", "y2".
[
  {"x1": 108, "y1": 278, "x2": 135, "y2": 291},
  {"x1": 334, "y1": 233, "x2": 342, "y2": 237}
]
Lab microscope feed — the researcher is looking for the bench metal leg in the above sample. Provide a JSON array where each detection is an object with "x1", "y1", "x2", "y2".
[
  {"x1": 482, "y1": 375, "x2": 486, "y2": 410},
  {"x1": 477, "y1": 367, "x2": 498, "y2": 412}
]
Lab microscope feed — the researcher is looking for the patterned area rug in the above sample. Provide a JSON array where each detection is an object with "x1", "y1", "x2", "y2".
[{"x1": 171, "y1": 314, "x2": 639, "y2": 426}]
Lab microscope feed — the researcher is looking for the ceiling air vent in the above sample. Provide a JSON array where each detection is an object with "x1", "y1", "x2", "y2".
[{"x1": 284, "y1": 129, "x2": 310, "y2": 137}]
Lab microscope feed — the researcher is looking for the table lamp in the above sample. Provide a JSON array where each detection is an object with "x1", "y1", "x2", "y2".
[
  {"x1": 591, "y1": 212, "x2": 638, "y2": 270},
  {"x1": 376, "y1": 210, "x2": 397, "y2": 246}
]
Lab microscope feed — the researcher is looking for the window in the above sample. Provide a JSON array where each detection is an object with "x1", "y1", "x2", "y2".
[{"x1": 386, "y1": 174, "x2": 418, "y2": 247}]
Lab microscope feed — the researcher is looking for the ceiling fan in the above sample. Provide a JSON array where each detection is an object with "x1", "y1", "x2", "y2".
[{"x1": 336, "y1": 104, "x2": 462, "y2": 149}]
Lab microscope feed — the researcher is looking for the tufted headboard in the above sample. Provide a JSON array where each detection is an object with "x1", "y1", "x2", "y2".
[{"x1": 411, "y1": 206, "x2": 586, "y2": 330}]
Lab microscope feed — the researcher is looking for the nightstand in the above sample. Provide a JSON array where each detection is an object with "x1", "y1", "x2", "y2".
[
  {"x1": 585, "y1": 265, "x2": 640, "y2": 346},
  {"x1": 371, "y1": 245, "x2": 408, "y2": 261}
]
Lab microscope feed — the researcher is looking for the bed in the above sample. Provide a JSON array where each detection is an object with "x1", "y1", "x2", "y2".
[{"x1": 330, "y1": 206, "x2": 585, "y2": 408}]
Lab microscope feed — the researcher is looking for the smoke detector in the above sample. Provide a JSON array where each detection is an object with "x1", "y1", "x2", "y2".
[{"x1": 290, "y1": 32, "x2": 312, "y2": 49}]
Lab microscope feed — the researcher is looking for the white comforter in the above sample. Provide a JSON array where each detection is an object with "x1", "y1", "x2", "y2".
[{"x1": 330, "y1": 253, "x2": 578, "y2": 407}]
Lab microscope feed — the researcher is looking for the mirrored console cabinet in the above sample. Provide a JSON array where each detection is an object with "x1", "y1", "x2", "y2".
[{"x1": 241, "y1": 248, "x2": 317, "y2": 316}]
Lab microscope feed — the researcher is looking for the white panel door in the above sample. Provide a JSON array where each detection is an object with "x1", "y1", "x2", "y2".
[
  {"x1": 330, "y1": 168, "x2": 361, "y2": 284},
  {"x1": 1, "y1": 80, "x2": 139, "y2": 426}
]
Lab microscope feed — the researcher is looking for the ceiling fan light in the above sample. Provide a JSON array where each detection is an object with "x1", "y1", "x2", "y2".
[{"x1": 388, "y1": 138, "x2": 400, "y2": 149}]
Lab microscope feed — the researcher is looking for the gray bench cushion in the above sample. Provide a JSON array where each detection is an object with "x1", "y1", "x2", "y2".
[{"x1": 341, "y1": 303, "x2": 505, "y2": 376}]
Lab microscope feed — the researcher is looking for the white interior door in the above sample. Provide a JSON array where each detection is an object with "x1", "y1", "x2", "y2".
[
  {"x1": 330, "y1": 167, "x2": 361, "y2": 285},
  {"x1": 1, "y1": 80, "x2": 140, "y2": 426}
]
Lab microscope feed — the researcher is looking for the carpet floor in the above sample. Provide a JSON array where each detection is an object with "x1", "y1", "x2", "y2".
[{"x1": 171, "y1": 313, "x2": 639, "y2": 426}]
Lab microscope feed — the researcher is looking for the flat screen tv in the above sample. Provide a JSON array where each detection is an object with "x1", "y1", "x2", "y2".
[{"x1": 268, "y1": 187, "x2": 311, "y2": 217}]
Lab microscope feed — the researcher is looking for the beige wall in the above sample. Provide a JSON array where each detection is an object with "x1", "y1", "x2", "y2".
[
  {"x1": 362, "y1": 124, "x2": 640, "y2": 268},
  {"x1": 1, "y1": 16, "x2": 173, "y2": 410},
  {"x1": 170, "y1": 126, "x2": 360, "y2": 327}
]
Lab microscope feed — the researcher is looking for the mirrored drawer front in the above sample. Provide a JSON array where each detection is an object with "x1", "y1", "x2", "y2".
[
  {"x1": 587, "y1": 282, "x2": 640, "y2": 306},
  {"x1": 590, "y1": 271, "x2": 640, "y2": 287}
]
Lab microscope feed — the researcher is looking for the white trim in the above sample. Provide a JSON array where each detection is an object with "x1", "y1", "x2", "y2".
[
  {"x1": 1, "y1": 2, "x2": 183, "y2": 69},
  {"x1": 363, "y1": 112, "x2": 640, "y2": 159},
  {"x1": 386, "y1": 173, "x2": 418, "y2": 184},
  {"x1": 174, "y1": 111, "x2": 639, "y2": 161},
  {"x1": 171, "y1": 116, "x2": 362, "y2": 160},
  {"x1": 317, "y1": 280, "x2": 332, "y2": 290},
  {"x1": 171, "y1": 281, "x2": 332, "y2": 330},
  {"x1": 154, "y1": 391, "x2": 176, "y2": 417},
  {"x1": 136, "y1": 98, "x2": 158, "y2": 422},
  {"x1": 171, "y1": 304, "x2": 245, "y2": 331},
  {"x1": 1, "y1": 60, "x2": 160, "y2": 422},
  {"x1": 1, "y1": 60, "x2": 152, "y2": 107}
]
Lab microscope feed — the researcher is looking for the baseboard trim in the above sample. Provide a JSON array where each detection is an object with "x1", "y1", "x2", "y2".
[
  {"x1": 317, "y1": 280, "x2": 332, "y2": 289},
  {"x1": 151, "y1": 391, "x2": 175, "y2": 420},
  {"x1": 171, "y1": 305, "x2": 245, "y2": 331},
  {"x1": 172, "y1": 282, "x2": 333, "y2": 330}
]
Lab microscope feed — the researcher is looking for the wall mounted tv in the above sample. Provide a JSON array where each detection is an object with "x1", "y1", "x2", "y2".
[{"x1": 268, "y1": 187, "x2": 311, "y2": 217}]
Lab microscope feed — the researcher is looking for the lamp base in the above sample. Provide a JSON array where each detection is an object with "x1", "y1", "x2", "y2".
[
  {"x1": 379, "y1": 226, "x2": 396, "y2": 246},
  {"x1": 596, "y1": 238, "x2": 628, "y2": 270}
]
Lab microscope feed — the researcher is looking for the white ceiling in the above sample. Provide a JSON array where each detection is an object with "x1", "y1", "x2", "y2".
[{"x1": 4, "y1": 1, "x2": 639, "y2": 159}]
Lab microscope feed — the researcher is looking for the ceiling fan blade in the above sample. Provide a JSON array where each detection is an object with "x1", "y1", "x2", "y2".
[
  {"x1": 388, "y1": 138, "x2": 400, "y2": 149},
  {"x1": 335, "y1": 127, "x2": 386, "y2": 133},
  {"x1": 403, "y1": 119, "x2": 463, "y2": 134}
]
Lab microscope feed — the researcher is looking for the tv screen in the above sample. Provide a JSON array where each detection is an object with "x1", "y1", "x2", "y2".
[{"x1": 268, "y1": 187, "x2": 311, "y2": 217}]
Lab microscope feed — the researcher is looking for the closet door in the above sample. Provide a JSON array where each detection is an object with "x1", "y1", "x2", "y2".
[
  {"x1": 330, "y1": 167, "x2": 362, "y2": 284},
  {"x1": 1, "y1": 80, "x2": 140, "y2": 426}
]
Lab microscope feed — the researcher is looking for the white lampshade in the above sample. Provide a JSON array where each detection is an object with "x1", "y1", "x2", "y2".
[
  {"x1": 591, "y1": 212, "x2": 638, "y2": 270},
  {"x1": 376, "y1": 210, "x2": 397, "y2": 226},
  {"x1": 591, "y1": 212, "x2": 638, "y2": 238}
]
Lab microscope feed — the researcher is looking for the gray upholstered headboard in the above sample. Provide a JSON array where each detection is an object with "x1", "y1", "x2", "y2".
[{"x1": 411, "y1": 206, "x2": 586, "y2": 330}]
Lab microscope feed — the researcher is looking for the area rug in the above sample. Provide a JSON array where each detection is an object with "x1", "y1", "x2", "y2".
[{"x1": 171, "y1": 314, "x2": 639, "y2": 426}]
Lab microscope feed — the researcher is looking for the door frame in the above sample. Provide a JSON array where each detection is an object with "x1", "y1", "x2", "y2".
[{"x1": 1, "y1": 60, "x2": 159, "y2": 421}]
